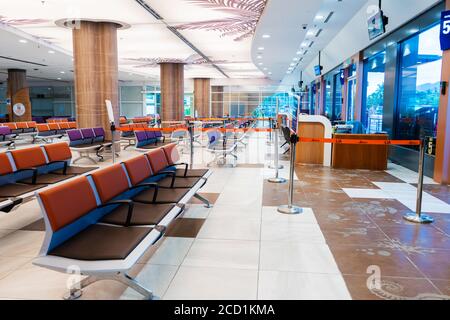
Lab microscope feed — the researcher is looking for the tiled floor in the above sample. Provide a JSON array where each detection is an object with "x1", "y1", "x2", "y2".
[{"x1": 0, "y1": 132, "x2": 449, "y2": 300}]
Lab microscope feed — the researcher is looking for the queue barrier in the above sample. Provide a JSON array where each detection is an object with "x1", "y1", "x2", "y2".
[{"x1": 277, "y1": 133, "x2": 433, "y2": 224}]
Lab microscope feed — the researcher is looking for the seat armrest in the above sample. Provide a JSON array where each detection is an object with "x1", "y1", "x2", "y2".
[
  {"x1": 152, "y1": 171, "x2": 177, "y2": 188},
  {"x1": 48, "y1": 160, "x2": 69, "y2": 175},
  {"x1": 97, "y1": 199, "x2": 135, "y2": 227},
  {"x1": 130, "y1": 183, "x2": 159, "y2": 203},
  {"x1": 172, "y1": 163, "x2": 189, "y2": 177},
  {"x1": 15, "y1": 168, "x2": 39, "y2": 184}
]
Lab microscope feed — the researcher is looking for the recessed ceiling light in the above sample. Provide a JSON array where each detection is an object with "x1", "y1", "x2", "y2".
[
  {"x1": 19, "y1": 39, "x2": 28, "y2": 44},
  {"x1": 296, "y1": 51, "x2": 302, "y2": 55},
  {"x1": 60, "y1": 71, "x2": 65, "y2": 74},
  {"x1": 57, "y1": 77, "x2": 62, "y2": 80},
  {"x1": 315, "y1": 14, "x2": 324, "y2": 20},
  {"x1": 262, "y1": 34, "x2": 271, "y2": 38},
  {"x1": 293, "y1": 57, "x2": 299, "y2": 61},
  {"x1": 290, "y1": 63, "x2": 295, "y2": 66},
  {"x1": 263, "y1": 67, "x2": 267, "y2": 70},
  {"x1": 257, "y1": 55, "x2": 262, "y2": 59},
  {"x1": 268, "y1": 72, "x2": 272, "y2": 75},
  {"x1": 307, "y1": 30, "x2": 314, "y2": 36},
  {"x1": 258, "y1": 62, "x2": 263, "y2": 65},
  {"x1": 286, "y1": 71, "x2": 291, "y2": 74},
  {"x1": 48, "y1": 50, "x2": 55, "y2": 54},
  {"x1": 258, "y1": 47, "x2": 264, "y2": 50}
]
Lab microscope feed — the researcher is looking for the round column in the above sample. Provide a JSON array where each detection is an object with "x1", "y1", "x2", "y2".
[
  {"x1": 194, "y1": 78, "x2": 211, "y2": 118},
  {"x1": 7, "y1": 69, "x2": 32, "y2": 122},
  {"x1": 160, "y1": 63, "x2": 185, "y2": 122}
]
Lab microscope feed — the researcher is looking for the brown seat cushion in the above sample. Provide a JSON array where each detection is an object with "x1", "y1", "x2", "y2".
[
  {"x1": 157, "y1": 176, "x2": 202, "y2": 188},
  {"x1": 133, "y1": 187, "x2": 189, "y2": 204},
  {"x1": 0, "y1": 183, "x2": 46, "y2": 197},
  {"x1": 20, "y1": 173, "x2": 75, "y2": 185},
  {"x1": 101, "y1": 202, "x2": 176, "y2": 226},
  {"x1": 174, "y1": 169, "x2": 209, "y2": 178},
  {"x1": 49, "y1": 224, "x2": 152, "y2": 261}
]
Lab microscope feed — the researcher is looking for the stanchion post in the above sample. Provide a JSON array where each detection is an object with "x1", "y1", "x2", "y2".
[
  {"x1": 403, "y1": 137, "x2": 434, "y2": 224},
  {"x1": 187, "y1": 120, "x2": 194, "y2": 170},
  {"x1": 278, "y1": 134, "x2": 302, "y2": 214},
  {"x1": 268, "y1": 123, "x2": 286, "y2": 184},
  {"x1": 110, "y1": 122, "x2": 116, "y2": 164}
]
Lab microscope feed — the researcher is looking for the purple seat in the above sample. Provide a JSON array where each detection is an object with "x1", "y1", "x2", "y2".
[
  {"x1": 154, "y1": 130, "x2": 163, "y2": 138},
  {"x1": 93, "y1": 127, "x2": 105, "y2": 138},
  {"x1": 81, "y1": 128, "x2": 95, "y2": 139},
  {"x1": 135, "y1": 131, "x2": 147, "y2": 142},
  {"x1": 145, "y1": 131, "x2": 156, "y2": 140},
  {"x1": 67, "y1": 129, "x2": 83, "y2": 142},
  {"x1": 0, "y1": 126, "x2": 11, "y2": 136}
]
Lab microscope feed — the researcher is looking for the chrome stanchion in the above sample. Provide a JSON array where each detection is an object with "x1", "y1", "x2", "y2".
[
  {"x1": 278, "y1": 134, "x2": 302, "y2": 214},
  {"x1": 110, "y1": 122, "x2": 117, "y2": 164},
  {"x1": 403, "y1": 137, "x2": 434, "y2": 224},
  {"x1": 268, "y1": 125, "x2": 284, "y2": 171},
  {"x1": 187, "y1": 120, "x2": 194, "y2": 170}
]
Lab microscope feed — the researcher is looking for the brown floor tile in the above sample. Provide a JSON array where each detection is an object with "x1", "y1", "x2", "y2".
[
  {"x1": 314, "y1": 207, "x2": 373, "y2": 227},
  {"x1": 429, "y1": 279, "x2": 450, "y2": 296},
  {"x1": 427, "y1": 213, "x2": 450, "y2": 236},
  {"x1": 188, "y1": 193, "x2": 220, "y2": 205},
  {"x1": 360, "y1": 172, "x2": 404, "y2": 183},
  {"x1": 343, "y1": 275, "x2": 444, "y2": 300},
  {"x1": 329, "y1": 244, "x2": 423, "y2": 278},
  {"x1": 419, "y1": 184, "x2": 450, "y2": 204},
  {"x1": 322, "y1": 225, "x2": 389, "y2": 246},
  {"x1": 20, "y1": 219, "x2": 45, "y2": 232},
  {"x1": 165, "y1": 218, "x2": 205, "y2": 238},
  {"x1": 337, "y1": 179, "x2": 380, "y2": 189},
  {"x1": 380, "y1": 224, "x2": 450, "y2": 250},
  {"x1": 408, "y1": 250, "x2": 450, "y2": 280}
]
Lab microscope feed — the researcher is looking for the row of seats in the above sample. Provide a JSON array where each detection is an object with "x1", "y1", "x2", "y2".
[
  {"x1": 67, "y1": 127, "x2": 112, "y2": 164},
  {"x1": 0, "y1": 121, "x2": 37, "y2": 134},
  {"x1": 135, "y1": 130, "x2": 167, "y2": 149},
  {"x1": 0, "y1": 142, "x2": 97, "y2": 212},
  {"x1": 119, "y1": 116, "x2": 154, "y2": 125},
  {"x1": 37, "y1": 122, "x2": 77, "y2": 136},
  {"x1": 47, "y1": 118, "x2": 69, "y2": 123},
  {"x1": 33, "y1": 143, "x2": 212, "y2": 300}
]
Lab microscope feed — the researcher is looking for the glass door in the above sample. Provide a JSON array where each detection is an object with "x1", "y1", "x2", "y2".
[{"x1": 346, "y1": 77, "x2": 357, "y2": 122}]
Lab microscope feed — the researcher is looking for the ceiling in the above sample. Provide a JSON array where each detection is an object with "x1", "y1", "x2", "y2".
[
  {"x1": 0, "y1": 0, "x2": 271, "y2": 83},
  {"x1": 252, "y1": 0, "x2": 369, "y2": 86}
]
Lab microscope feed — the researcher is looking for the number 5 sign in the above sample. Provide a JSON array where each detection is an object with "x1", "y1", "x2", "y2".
[{"x1": 440, "y1": 10, "x2": 450, "y2": 51}]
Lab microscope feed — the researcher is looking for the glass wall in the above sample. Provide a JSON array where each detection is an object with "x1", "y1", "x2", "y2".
[
  {"x1": 333, "y1": 72, "x2": 343, "y2": 121},
  {"x1": 0, "y1": 86, "x2": 8, "y2": 117},
  {"x1": 363, "y1": 51, "x2": 386, "y2": 133},
  {"x1": 396, "y1": 24, "x2": 442, "y2": 141},
  {"x1": 30, "y1": 86, "x2": 75, "y2": 118},
  {"x1": 310, "y1": 82, "x2": 316, "y2": 115},
  {"x1": 323, "y1": 74, "x2": 333, "y2": 120}
]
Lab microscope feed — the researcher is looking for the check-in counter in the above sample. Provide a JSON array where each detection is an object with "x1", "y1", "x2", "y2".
[
  {"x1": 332, "y1": 134, "x2": 388, "y2": 170},
  {"x1": 296, "y1": 115, "x2": 332, "y2": 167}
]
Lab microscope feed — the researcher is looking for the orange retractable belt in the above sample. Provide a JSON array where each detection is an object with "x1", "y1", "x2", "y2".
[{"x1": 298, "y1": 137, "x2": 421, "y2": 146}]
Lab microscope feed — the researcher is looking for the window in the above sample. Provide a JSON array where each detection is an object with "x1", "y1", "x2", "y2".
[
  {"x1": 363, "y1": 51, "x2": 386, "y2": 133},
  {"x1": 332, "y1": 73, "x2": 343, "y2": 121},
  {"x1": 310, "y1": 82, "x2": 316, "y2": 115},
  {"x1": 323, "y1": 75, "x2": 333, "y2": 120},
  {"x1": 396, "y1": 24, "x2": 442, "y2": 142}
]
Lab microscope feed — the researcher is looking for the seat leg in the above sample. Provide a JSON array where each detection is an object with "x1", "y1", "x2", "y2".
[
  {"x1": 114, "y1": 273, "x2": 153, "y2": 300},
  {"x1": 194, "y1": 192, "x2": 213, "y2": 208},
  {"x1": 63, "y1": 275, "x2": 100, "y2": 300}
]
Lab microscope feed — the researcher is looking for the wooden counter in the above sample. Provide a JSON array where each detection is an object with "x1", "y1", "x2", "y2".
[
  {"x1": 332, "y1": 134, "x2": 388, "y2": 170},
  {"x1": 296, "y1": 115, "x2": 332, "y2": 166}
]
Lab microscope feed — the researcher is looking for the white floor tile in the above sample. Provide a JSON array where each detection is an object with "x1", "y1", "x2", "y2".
[
  {"x1": 261, "y1": 222, "x2": 326, "y2": 243},
  {"x1": 258, "y1": 271, "x2": 351, "y2": 300},
  {"x1": 163, "y1": 266, "x2": 258, "y2": 300},
  {"x1": 0, "y1": 231, "x2": 44, "y2": 258},
  {"x1": 260, "y1": 241, "x2": 341, "y2": 274},
  {"x1": 342, "y1": 188, "x2": 395, "y2": 199},
  {"x1": 262, "y1": 207, "x2": 317, "y2": 224},
  {"x1": 208, "y1": 204, "x2": 262, "y2": 219},
  {"x1": 182, "y1": 205, "x2": 211, "y2": 219},
  {"x1": 197, "y1": 217, "x2": 261, "y2": 241},
  {"x1": 143, "y1": 237, "x2": 194, "y2": 266},
  {"x1": 183, "y1": 239, "x2": 259, "y2": 270}
]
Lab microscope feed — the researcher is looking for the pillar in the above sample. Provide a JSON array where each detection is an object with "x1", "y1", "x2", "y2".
[
  {"x1": 72, "y1": 21, "x2": 119, "y2": 139},
  {"x1": 434, "y1": 0, "x2": 450, "y2": 183},
  {"x1": 211, "y1": 85, "x2": 224, "y2": 118},
  {"x1": 160, "y1": 63, "x2": 184, "y2": 122},
  {"x1": 194, "y1": 78, "x2": 211, "y2": 118},
  {"x1": 7, "y1": 69, "x2": 32, "y2": 122}
]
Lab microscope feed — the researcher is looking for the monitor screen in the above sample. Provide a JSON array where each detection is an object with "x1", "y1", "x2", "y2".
[
  {"x1": 314, "y1": 65, "x2": 322, "y2": 76},
  {"x1": 368, "y1": 10, "x2": 385, "y2": 40}
]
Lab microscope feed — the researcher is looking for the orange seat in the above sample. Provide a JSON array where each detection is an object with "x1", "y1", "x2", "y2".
[
  {"x1": 90, "y1": 164, "x2": 130, "y2": 203},
  {"x1": 59, "y1": 122, "x2": 70, "y2": 129},
  {"x1": 10, "y1": 146, "x2": 47, "y2": 170},
  {"x1": 39, "y1": 176, "x2": 98, "y2": 232},
  {"x1": 16, "y1": 122, "x2": 28, "y2": 129},
  {"x1": 123, "y1": 156, "x2": 153, "y2": 186},
  {"x1": 68, "y1": 122, "x2": 77, "y2": 129},
  {"x1": 4, "y1": 123, "x2": 16, "y2": 130},
  {"x1": 37, "y1": 124, "x2": 50, "y2": 132},
  {"x1": 0, "y1": 153, "x2": 13, "y2": 176},
  {"x1": 145, "y1": 149, "x2": 169, "y2": 173},
  {"x1": 162, "y1": 143, "x2": 180, "y2": 165},
  {"x1": 27, "y1": 121, "x2": 37, "y2": 128},
  {"x1": 43, "y1": 143, "x2": 72, "y2": 162},
  {"x1": 48, "y1": 123, "x2": 59, "y2": 131}
]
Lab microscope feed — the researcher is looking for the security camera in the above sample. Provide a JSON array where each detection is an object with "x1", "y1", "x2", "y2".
[{"x1": 302, "y1": 24, "x2": 308, "y2": 30}]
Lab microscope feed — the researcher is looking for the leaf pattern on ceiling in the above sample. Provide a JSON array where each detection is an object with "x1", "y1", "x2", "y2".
[
  {"x1": 122, "y1": 54, "x2": 226, "y2": 68},
  {"x1": 0, "y1": 16, "x2": 50, "y2": 26},
  {"x1": 173, "y1": 0, "x2": 267, "y2": 41}
]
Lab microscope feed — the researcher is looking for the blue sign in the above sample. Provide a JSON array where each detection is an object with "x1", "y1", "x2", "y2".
[
  {"x1": 440, "y1": 10, "x2": 450, "y2": 51},
  {"x1": 339, "y1": 69, "x2": 345, "y2": 85},
  {"x1": 291, "y1": 97, "x2": 299, "y2": 134}
]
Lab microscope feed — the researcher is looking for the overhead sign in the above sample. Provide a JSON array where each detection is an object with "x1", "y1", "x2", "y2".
[
  {"x1": 13, "y1": 103, "x2": 26, "y2": 117},
  {"x1": 440, "y1": 10, "x2": 450, "y2": 51}
]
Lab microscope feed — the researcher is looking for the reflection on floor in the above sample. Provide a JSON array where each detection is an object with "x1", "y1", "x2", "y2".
[{"x1": 0, "y1": 132, "x2": 449, "y2": 300}]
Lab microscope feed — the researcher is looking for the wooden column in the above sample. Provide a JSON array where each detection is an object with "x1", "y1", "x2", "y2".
[
  {"x1": 353, "y1": 51, "x2": 365, "y2": 122},
  {"x1": 211, "y1": 85, "x2": 224, "y2": 117},
  {"x1": 73, "y1": 21, "x2": 119, "y2": 139},
  {"x1": 160, "y1": 63, "x2": 184, "y2": 122},
  {"x1": 434, "y1": 0, "x2": 450, "y2": 184},
  {"x1": 194, "y1": 78, "x2": 211, "y2": 118},
  {"x1": 7, "y1": 69, "x2": 32, "y2": 121}
]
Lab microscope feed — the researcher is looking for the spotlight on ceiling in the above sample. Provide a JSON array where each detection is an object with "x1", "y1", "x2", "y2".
[{"x1": 262, "y1": 34, "x2": 271, "y2": 38}]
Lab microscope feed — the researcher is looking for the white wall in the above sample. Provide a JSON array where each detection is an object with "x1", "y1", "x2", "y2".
[{"x1": 286, "y1": 0, "x2": 442, "y2": 86}]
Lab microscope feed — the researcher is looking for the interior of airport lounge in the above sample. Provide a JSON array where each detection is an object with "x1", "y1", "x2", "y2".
[{"x1": 0, "y1": 0, "x2": 449, "y2": 303}]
